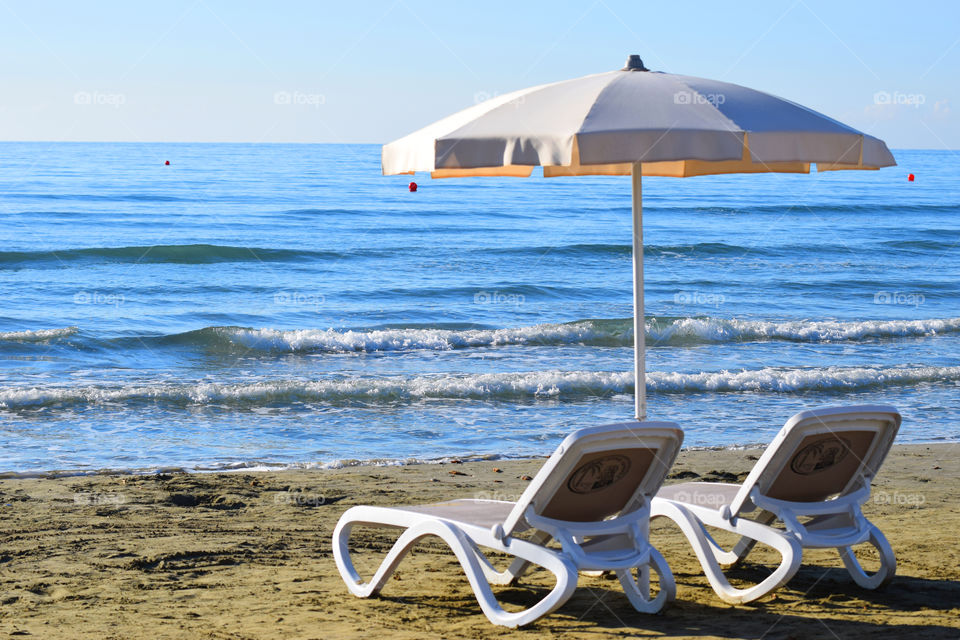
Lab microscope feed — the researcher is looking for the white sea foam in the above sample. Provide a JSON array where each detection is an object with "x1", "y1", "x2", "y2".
[
  {"x1": 220, "y1": 322, "x2": 611, "y2": 352},
  {"x1": 648, "y1": 365, "x2": 960, "y2": 392},
  {"x1": 3, "y1": 365, "x2": 959, "y2": 409},
  {"x1": 648, "y1": 317, "x2": 960, "y2": 344},
  {"x1": 210, "y1": 316, "x2": 960, "y2": 353},
  {"x1": 8, "y1": 318, "x2": 956, "y2": 352},
  {"x1": 0, "y1": 370, "x2": 631, "y2": 408},
  {"x1": 0, "y1": 326, "x2": 79, "y2": 342}
]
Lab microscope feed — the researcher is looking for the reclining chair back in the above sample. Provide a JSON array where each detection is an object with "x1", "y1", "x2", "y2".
[
  {"x1": 728, "y1": 405, "x2": 901, "y2": 517},
  {"x1": 500, "y1": 422, "x2": 683, "y2": 538}
]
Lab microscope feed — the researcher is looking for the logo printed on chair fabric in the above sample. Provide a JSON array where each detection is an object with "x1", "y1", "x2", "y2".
[
  {"x1": 789, "y1": 436, "x2": 851, "y2": 475},
  {"x1": 567, "y1": 455, "x2": 631, "y2": 494}
]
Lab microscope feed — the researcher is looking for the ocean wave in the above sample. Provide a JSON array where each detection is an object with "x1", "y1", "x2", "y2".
[
  {"x1": 2, "y1": 365, "x2": 959, "y2": 410},
  {"x1": 177, "y1": 322, "x2": 628, "y2": 352},
  {"x1": 0, "y1": 371, "x2": 630, "y2": 408},
  {"x1": 155, "y1": 316, "x2": 960, "y2": 353},
  {"x1": 9, "y1": 192, "x2": 195, "y2": 203},
  {"x1": 0, "y1": 326, "x2": 79, "y2": 342},
  {"x1": 491, "y1": 242, "x2": 773, "y2": 258},
  {"x1": 6, "y1": 233, "x2": 955, "y2": 269},
  {"x1": 0, "y1": 244, "x2": 358, "y2": 266},
  {"x1": 646, "y1": 316, "x2": 960, "y2": 344},
  {"x1": 663, "y1": 203, "x2": 960, "y2": 216},
  {"x1": 648, "y1": 365, "x2": 960, "y2": 393},
  {"x1": 574, "y1": 203, "x2": 960, "y2": 216},
  {"x1": 879, "y1": 239, "x2": 959, "y2": 252},
  {"x1": 5, "y1": 317, "x2": 959, "y2": 354}
]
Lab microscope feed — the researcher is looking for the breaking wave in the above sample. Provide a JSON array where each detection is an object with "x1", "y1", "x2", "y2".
[
  {"x1": 3, "y1": 365, "x2": 958, "y2": 410},
  {"x1": 156, "y1": 316, "x2": 960, "y2": 353},
  {"x1": 0, "y1": 327, "x2": 79, "y2": 342},
  {"x1": 6, "y1": 316, "x2": 959, "y2": 354}
]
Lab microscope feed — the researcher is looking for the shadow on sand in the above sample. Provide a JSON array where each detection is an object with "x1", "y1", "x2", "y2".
[{"x1": 390, "y1": 566, "x2": 960, "y2": 638}]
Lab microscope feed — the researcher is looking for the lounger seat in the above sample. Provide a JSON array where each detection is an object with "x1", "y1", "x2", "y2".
[
  {"x1": 334, "y1": 422, "x2": 684, "y2": 627},
  {"x1": 383, "y1": 499, "x2": 516, "y2": 527},
  {"x1": 652, "y1": 405, "x2": 901, "y2": 605},
  {"x1": 656, "y1": 482, "x2": 741, "y2": 506}
]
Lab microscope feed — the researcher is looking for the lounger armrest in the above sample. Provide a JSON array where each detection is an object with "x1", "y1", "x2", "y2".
[
  {"x1": 751, "y1": 485, "x2": 874, "y2": 547},
  {"x1": 524, "y1": 504, "x2": 650, "y2": 539},
  {"x1": 524, "y1": 506, "x2": 656, "y2": 570},
  {"x1": 751, "y1": 485, "x2": 871, "y2": 516}
]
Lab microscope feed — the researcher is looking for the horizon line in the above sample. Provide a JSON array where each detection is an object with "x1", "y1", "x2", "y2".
[{"x1": 0, "y1": 140, "x2": 949, "y2": 152}]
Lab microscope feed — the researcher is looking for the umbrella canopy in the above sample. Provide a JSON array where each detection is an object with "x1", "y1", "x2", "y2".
[{"x1": 383, "y1": 55, "x2": 896, "y2": 420}]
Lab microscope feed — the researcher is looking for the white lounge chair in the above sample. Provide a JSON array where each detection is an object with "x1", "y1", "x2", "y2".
[
  {"x1": 333, "y1": 422, "x2": 684, "y2": 627},
  {"x1": 651, "y1": 404, "x2": 901, "y2": 604}
]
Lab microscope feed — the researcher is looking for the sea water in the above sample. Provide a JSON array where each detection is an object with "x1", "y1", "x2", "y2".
[{"x1": 1, "y1": 143, "x2": 957, "y2": 473}]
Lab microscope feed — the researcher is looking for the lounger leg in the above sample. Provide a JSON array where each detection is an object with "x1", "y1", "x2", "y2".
[
  {"x1": 333, "y1": 519, "x2": 433, "y2": 598},
  {"x1": 451, "y1": 527, "x2": 580, "y2": 627},
  {"x1": 714, "y1": 510, "x2": 777, "y2": 568},
  {"x1": 616, "y1": 546, "x2": 676, "y2": 613},
  {"x1": 579, "y1": 533, "x2": 608, "y2": 577},
  {"x1": 482, "y1": 530, "x2": 552, "y2": 586},
  {"x1": 837, "y1": 525, "x2": 896, "y2": 589},
  {"x1": 651, "y1": 500, "x2": 802, "y2": 604},
  {"x1": 333, "y1": 510, "x2": 578, "y2": 627}
]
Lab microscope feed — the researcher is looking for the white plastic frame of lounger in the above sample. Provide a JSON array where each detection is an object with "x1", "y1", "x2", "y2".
[
  {"x1": 333, "y1": 421, "x2": 683, "y2": 627},
  {"x1": 651, "y1": 404, "x2": 901, "y2": 604}
]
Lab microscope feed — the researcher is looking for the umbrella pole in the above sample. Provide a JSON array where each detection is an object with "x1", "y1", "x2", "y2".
[{"x1": 631, "y1": 162, "x2": 646, "y2": 420}]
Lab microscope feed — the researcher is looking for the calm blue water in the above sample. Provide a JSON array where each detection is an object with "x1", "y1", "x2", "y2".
[{"x1": 1, "y1": 143, "x2": 958, "y2": 473}]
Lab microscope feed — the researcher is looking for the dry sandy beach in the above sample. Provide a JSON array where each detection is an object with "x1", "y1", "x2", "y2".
[{"x1": 1, "y1": 445, "x2": 957, "y2": 639}]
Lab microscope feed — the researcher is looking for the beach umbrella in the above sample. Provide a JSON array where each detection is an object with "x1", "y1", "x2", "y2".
[{"x1": 383, "y1": 55, "x2": 896, "y2": 420}]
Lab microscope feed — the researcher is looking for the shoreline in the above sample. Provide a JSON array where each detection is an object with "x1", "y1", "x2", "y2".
[
  {"x1": 1, "y1": 442, "x2": 957, "y2": 639},
  {"x1": 4, "y1": 438, "x2": 959, "y2": 479}
]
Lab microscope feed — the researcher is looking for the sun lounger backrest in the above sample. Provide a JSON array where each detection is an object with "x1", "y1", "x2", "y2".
[
  {"x1": 729, "y1": 405, "x2": 900, "y2": 516},
  {"x1": 501, "y1": 422, "x2": 683, "y2": 536}
]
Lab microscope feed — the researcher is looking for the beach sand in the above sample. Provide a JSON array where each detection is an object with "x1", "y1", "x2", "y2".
[{"x1": 1, "y1": 444, "x2": 957, "y2": 639}]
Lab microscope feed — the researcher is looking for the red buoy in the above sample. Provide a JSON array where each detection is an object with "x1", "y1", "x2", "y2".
[
  {"x1": 165, "y1": 160, "x2": 170, "y2": 166},
  {"x1": 408, "y1": 181, "x2": 418, "y2": 192},
  {"x1": 908, "y1": 173, "x2": 915, "y2": 182}
]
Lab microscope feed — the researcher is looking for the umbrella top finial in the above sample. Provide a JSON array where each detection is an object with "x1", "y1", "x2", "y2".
[{"x1": 623, "y1": 55, "x2": 649, "y2": 71}]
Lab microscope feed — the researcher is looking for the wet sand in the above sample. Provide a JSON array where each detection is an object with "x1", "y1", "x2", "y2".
[{"x1": 1, "y1": 444, "x2": 957, "y2": 639}]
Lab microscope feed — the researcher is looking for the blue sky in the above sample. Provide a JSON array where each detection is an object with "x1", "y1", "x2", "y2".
[{"x1": 1, "y1": 0, "x2": 956, "y2": 148}]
